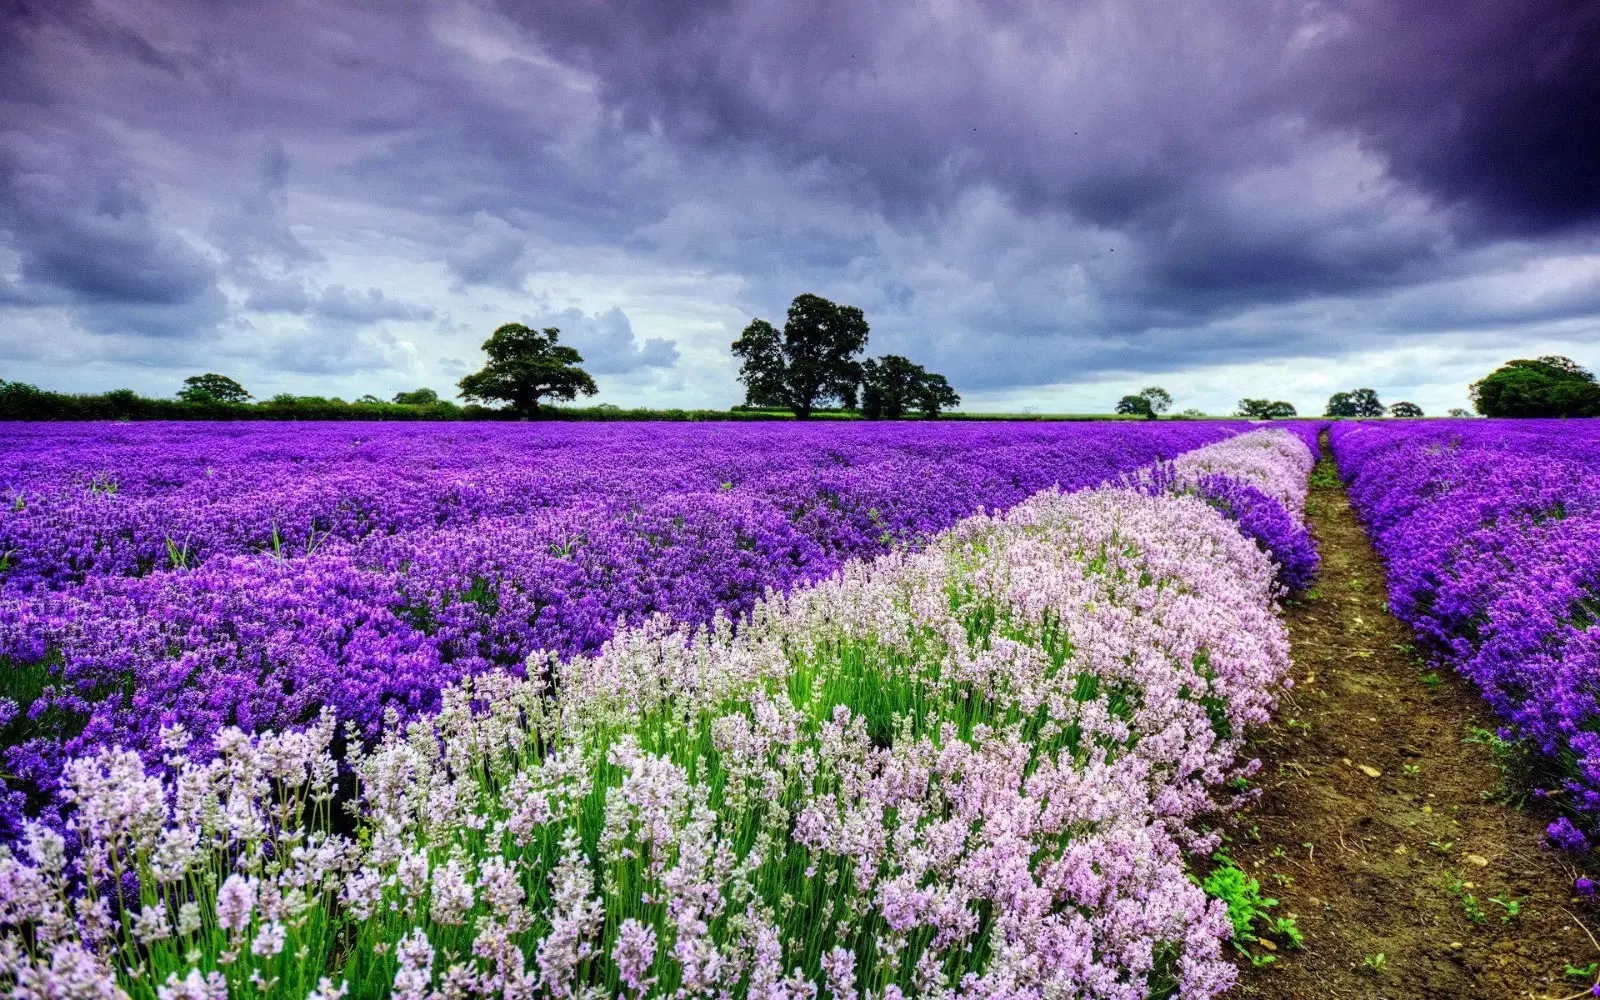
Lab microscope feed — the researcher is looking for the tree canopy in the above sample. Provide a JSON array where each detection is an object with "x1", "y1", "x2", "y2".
[
  {"x1": 1325, "y1": 388, "x2": 1384, "y2": 417},
  {"x1": 177, "y1": 374, "x2": 252, "y2": 404},
  {"x1": 1470, "y1": 356, "x2": 1600, "y2": 417},
  {"x1": 1236, "y1": 398, "x2": 1297, "y2": 419},
  {"x1": 1137, "y1": 386, "x2": 1173, "y2": 414},
  {"x1": 1388, "y1": 401, "x2": 1424, "y2": 418},
  {"x1": 860, "y1": 355, "x2": 960, "y2": 419},
  {"x1": 731, "y1": 294, "x2": 869, "y2": 418},
  {"x1": 393, "y1": 387, "x2": 440, "y2": 406},
  {"x1": 457, "y1": 324, "x2": 598, "y2": 416},
  {"x1": 1115, "y1": 394, "x2": 1155, "y2": 419}
]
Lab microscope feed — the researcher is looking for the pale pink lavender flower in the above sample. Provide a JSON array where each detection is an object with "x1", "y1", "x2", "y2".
[
  {"x1": 428, "y1": 858, "x2": 475, "y2": 925},
  {"x1": 157, "y1": 968, "x2": 228, "y2": 1000},
  {"x1": 0, "y1": 427, "x2": 1313, "y2": 1000},
  {"x1": 215, "y1": 874, "x2": 256, "y2": 934},
  {"x1": 613, "y1": 918, "x2": 658, "y2": 997},
  {"x1": 250, "y1": 919, "x2": 286, "y2": 957},
  {"x1": 305, "y1": 979, "x2": 348, "y2": 1000},
  {"x1": 392, "y1": 927, "x2": 436, "y2": 1000}
]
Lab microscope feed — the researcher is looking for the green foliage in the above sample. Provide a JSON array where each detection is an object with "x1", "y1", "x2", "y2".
[
  {"x1": 1463, "y1": 723, "x2": 1542, "y2": 805},
  {"x1": 392, "y1": 387, "x2": 440, "y2": 405},
  {"x1": 177, "y1": 373, "x2": 252, "y2": 404},
  {"x1": 1308, "y1": 458, "x2": 1342, "y2": 489},
  {"x1": 860, "y1": 354, "x2": 960, "y2": 418},
  {"x1": 1470, "y1": 355, "x2": 1600, "y2": 417},
  {"x1": 457, "y1": 323, "x2": 599, "y2": 415},
  {"x1": 1115, "y1": 394, "x2": 1155, "y2": 419},
  {"x1": 1235, "y1": 398, "x2": 1297, "y2": 419},
  {"x1": 1447, "y1": 407, "x2": 1473, "y2": 418},
  {"x1": 1362, "y1": 952, "x2": 1387, "y2": 972},
  {"x1": 1488, "y1": 892, "x2": 1523, "y2": 922},
  {"x1": 1199, "y1": 853, "x2": 1302, "y2": 964},
  {"x1": 1446, "y1": 876, "x2": 1488, "y2": 924},
  {"x1": 0, "y1": 379, "x2": 51, "y2": 419},
  {"x1": 1138, "y1": 386, "x2": 1173, "y2": 414},
  {"x1": 731, "y1": 294, "x2": 870, "y2": 418},
  {"x1": 1325, "y1": 388, "x2": 1384, "y2": 417},
  {"x1": 1388, "y1": 401, "x2": 1424, "y2": 417}
]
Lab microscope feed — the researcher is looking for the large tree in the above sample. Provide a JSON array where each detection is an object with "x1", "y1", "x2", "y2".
[
  {"x1": 731, "y1": 294, "x2": 869, "y2": 418},
  {"x1": 1324, "y1": 388, "x2": 1384, "y2": 417},
  {"x1": 1236, "y1": 398, "x2": 1297, "y2": 419},
  {"x1": 861, "y1": 354, "x2": 960, "y2": 419},
  {"x1": 1137, "y1": 386, "x2": 1173, "y2": 415},
  {"x1": 1470, "y1": 356, "x2": 1600, "y2": 417},
  {"x1": 916, "y1": 373, "x2": 960, "y2": 419},
  {"x1": 1388, "y1": 401, "x2": 1424, "y2": 418},
  {"x1": 457, "y1": 324, "x2": 598, "y2": 416},
  {"x1": 178, "y1": 373, "x2": 251, "y2": 404},
  {"x1": 393, "y1": 387, "x2": 439, "y2": 406},
  {"x1": 1115, "y1": 394, "x2": 1155, "y2": 419}
]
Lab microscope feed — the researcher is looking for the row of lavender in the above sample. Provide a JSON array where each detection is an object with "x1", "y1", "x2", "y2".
[
  {"x1": 1332, "y1": 419, "x2": 1600, "y2": 848},
  {"x1": 0, "y1": 422, "x2": 1251, "y2": 830},
  {"x1": 0, "y1": 422, "x2": 1252, "y2": 593},
  {"x1": 0, "y1": 429, "x2": 1317, "y2": 1000}
]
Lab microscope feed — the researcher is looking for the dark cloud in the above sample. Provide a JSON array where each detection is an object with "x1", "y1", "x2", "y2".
[
  {"x1": 309, "y1": 286, "x2": 435, "y2": 325},
  {"x1": 0, "y1": 149, "x2": 228, "y2": 337},
  {"x1": 0, "y1": 0, "x2": 1594, "y2": 399},
  {"x1": 1304, "y1": 0, "x2": 1600, "y2": 236},
  {"x1": 265, "y1": 323, "x2": 416, "y2": 375},
  {"x1": 507, "y1": 0, "x2": 1598, "y2": 314},
  {"x1": 533, "y1": 306, "x2": 679, "y2": 374},
  {"x1": 210, "y1": 141, "x2": 321, "y2": 278},
  {"x1": 444, "y1": 212, "x2": 533, "y2": 290}
]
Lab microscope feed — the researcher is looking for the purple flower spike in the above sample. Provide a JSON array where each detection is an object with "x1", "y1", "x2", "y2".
[
  {"x1": 1334, "y1": 418, "x2": 1600, "y2": 850},
  {"x1": 1550, "y1": 816, "x2": 1591, "y2": 855},
  {"x1": 0, "y1": 419, "x2": 1267, "y2": 819}
]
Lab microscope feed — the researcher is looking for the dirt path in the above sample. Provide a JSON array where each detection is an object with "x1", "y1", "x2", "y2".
[{"x1": 1227, "y1": 445, "x2": 1600, "y2": 999}]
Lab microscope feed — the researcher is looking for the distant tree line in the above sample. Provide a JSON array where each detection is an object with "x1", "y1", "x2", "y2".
[
  {"x1": 7, "y1": 304, "x2": 1594, "y2": 422},
  {"x1": 0, "y1": 378, "x2": 504, "y2": 422},
  {"x1": 0, "y1": 380, "x2": 865, "y2": 423},
  {"x1": 1318, "y1": 388, "x2": 1427, "y2": 418},
  {"x1": 730, "y1": 294, "x2": 961, "y2": 419}
]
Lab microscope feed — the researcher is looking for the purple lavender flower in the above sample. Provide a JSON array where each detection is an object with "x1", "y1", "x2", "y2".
[
  {"x1": 1334, "y1": 418, "x2": 1600, "y2": 845},
  {"x1": 1550, "y1": 817, "x2": 1590, "y2": 853},
  {"x1": 0, "y1": 420, "x2": 1251, "y2": 818}
]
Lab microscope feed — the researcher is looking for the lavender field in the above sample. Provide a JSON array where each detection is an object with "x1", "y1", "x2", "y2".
[
  {"x1": 0, "y1": 421, "x2": 1321, "y2": 999},
  {"x1": 1333, "y1": 419, "x2": 1600, "y2": 851}
]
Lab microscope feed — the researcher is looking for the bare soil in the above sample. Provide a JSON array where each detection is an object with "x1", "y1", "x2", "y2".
[{"x1": 1226, "y1": 444, "x2": 1600, "y2": 999}]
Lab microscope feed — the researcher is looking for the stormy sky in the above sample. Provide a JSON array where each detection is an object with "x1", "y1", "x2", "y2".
[{"x1": 1, "y1": 0, "x2": 1597, "y2": 414}]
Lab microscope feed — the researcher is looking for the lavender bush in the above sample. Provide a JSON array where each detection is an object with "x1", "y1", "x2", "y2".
[
  {"x1": 1127, "y1": 430, "x2": 1320, "y2": 595},
  {"x1": 1332, "y1": 419, "x2": 1600, "y2": 847},
  {"x1": 0, "y1": 422, "x2": 1245, "y2": 594},
  {"x1": 2, "y1": 422, "x2": 1247, "y2": 823},
  {"x1": 0, "y1": 468, "x2": 1301, "y2": 999}
]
